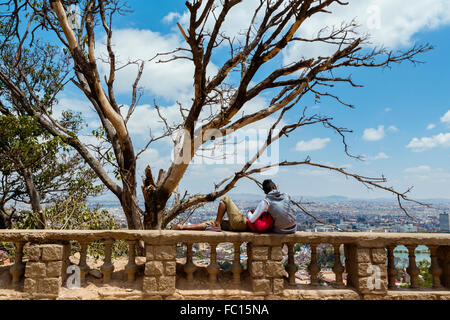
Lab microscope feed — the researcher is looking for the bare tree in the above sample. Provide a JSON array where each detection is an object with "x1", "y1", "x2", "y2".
[{"x1": 0, "y1": 0, "x2": 432, "y2": 230}]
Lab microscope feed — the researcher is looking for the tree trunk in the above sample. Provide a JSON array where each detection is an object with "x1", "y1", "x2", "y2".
[
  {"x1": 120, "y1": 187, "x2": 143, "y2": 230},
  {"x1": 21, "y1": 167, "x2": 46, "y2": 229},
  {"x1": 142, "y1": 188, "x2": 170, "y2": 230},
  {"x1": 0, "y1": 210, "x2": 10, "y2": 229}
]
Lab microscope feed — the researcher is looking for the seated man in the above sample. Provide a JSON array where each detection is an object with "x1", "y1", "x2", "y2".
[{"x1": 174, "y1": 179, "x2": 297, "y2": 234}]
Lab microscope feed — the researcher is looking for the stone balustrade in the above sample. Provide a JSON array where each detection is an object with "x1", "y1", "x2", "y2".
[{"x1": 0, "y1": 230, "x2": 449, "y2": 300}]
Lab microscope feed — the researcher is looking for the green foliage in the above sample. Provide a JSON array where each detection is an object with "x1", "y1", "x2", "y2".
[
  {"x1": 218, "y1": 261, "x2": 232, "y2": 271},
  {"x1": 0, "y1": 242, "x2": 15, "y2": 265},
  {"x1": 417, "y1": 260, "x2": 433, "y2": 288},
  {"x1": 317, "y1": 244, "x2": 335, "y2": 268},
  {"x1": 396, "y1": 260, "x2": 433, "y2": 288}
]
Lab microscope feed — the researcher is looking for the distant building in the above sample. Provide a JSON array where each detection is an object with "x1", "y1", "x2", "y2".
[
  {"x1": 386, "y1": 224, "x2": 417, "y2": 233},
  {"x1": 327, "y1": 218, "x2": 341, "y2": 225},
  {"x1": 440, "y1": 213, "x2": 450, "y2": 233}
]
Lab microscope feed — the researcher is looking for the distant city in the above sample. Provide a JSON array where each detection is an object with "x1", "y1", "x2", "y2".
[{"x1": 95, "y1": 193, "x2": 450, "y2": 233}]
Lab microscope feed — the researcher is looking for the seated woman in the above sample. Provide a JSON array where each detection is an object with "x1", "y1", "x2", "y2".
[{"x1": 174, "y1": 179, "x2": 296, "y2": 233}]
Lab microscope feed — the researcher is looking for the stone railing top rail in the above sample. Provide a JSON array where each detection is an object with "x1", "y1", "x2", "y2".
[{"x1": 1, "y1": 230, "x2": 449, "y2": 247}]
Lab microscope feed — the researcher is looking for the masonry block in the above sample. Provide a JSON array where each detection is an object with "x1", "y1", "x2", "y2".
[
  {"x1": 252, "y1": 247, "x2": 269, "y2": 261},
  {"x1": 145, "y1": 245, "x2": 155, "y2": 260},
  {"x1": 164, "y1": 261, "x2": 177, "y2": 276},
  {"x1": 143, "y1": 276, "x2": 158, "y2": 294},
  {"x1": 357, "y1": 263, "x2": 373, "y2": 277},
  {"x1": 37, "y1": 278, "x2": 61, "y2": 295},
  {"x1": 41, "y1": 244, "x2": 64, "y2": 262},
  {"x1": 356, "y1": 248, "x2": 371, "y2": 263},
  {"x1": 273, "y1": 278, "x2": 284, "y2": 295},
  {"x1": 26, "y1": 246, "x2": 41, "y2": 262},
  {"x1": 46, "y1": 261, "x2": 63, "y2": 278},
  {"x1": 24, "y1": 278, "x2": 37, "y2": 294},
  {"x1": 266, "y1": 261, "x2": 285, "y2": 278},
  {"x1": 250, "y1": 261, "x2": 265, "y2": 278},
  {"x1": 358, "y1": 276, "x2": 387, "y2": 295},
  {"x1": 371, "y1": 248, "x2": 387, "y2": 264},
  {"x1": 25, "y1": 262, "x2": 46, "y2": 278},
  {"x1": 270, "y1": 247, "x2": 283, "y2": 261},
  {"x1": 158, "y1": 276, "x2": 176, "y2": 295},
  {"x1": 145, "y1": 261, "x2": 164, "y2": 276},
  {"x1": 154, "y1": 245, "x2": 176, "y2": 261},
  {"x1": 252, "y1": 279, "x2": 271, "y2": 294}
]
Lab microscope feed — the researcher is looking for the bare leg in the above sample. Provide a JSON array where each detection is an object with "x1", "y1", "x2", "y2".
[
  {"x1": 174, "y1": 202, "x2": 227, "y2": 230},
  {"x1": 175, "y1": 202, "x2": 227, "y2": 230},
  {"x1": 177, "y1": 223, "x2": 206, "y2": 230},
  {"x1": 212, "y1": 202, "x2": 226, "y2": 229}
]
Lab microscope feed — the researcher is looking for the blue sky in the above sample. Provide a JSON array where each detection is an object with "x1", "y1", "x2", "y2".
[{"x1": 58, "y1": 1, "x2": 450, "y2": 200}]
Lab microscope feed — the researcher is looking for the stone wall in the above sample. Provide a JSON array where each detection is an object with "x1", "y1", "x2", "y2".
[
  {"x1": 23, "y1": 243, "x2": 69, "y2": 299},
  {"x1": 249, "y1": 245, "x2": 285, "y2": 297},
  {"x1": 0, "y1": 230, "x2": 449, "y2": 300},
  {"x1": 143, "y1": 244, "x2": 177, "y2": 299},
  {"x1": 353, "y1": 246, "x2": 388, "y2": 299}
]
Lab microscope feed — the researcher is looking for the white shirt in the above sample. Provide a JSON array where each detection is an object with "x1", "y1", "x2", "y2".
[{"x1": 247, "y1": 199, "x2": 269, "y2": 223}]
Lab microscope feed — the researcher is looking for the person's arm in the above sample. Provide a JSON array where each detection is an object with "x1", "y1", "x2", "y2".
[{"x1": 247, "y1": 199, "x2": 269, "y2": 223}]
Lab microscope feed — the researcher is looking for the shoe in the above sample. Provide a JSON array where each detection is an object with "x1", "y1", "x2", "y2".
[{"x1": 205, "y1": 226, "x2": 222, "y2": 232}]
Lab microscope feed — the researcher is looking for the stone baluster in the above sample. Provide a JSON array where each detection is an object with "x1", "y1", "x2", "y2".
[
  {"x1": 428, "y1": 245, "x2": 443, "y2": 289},
  {"x1": 78, "y1": 242, "x2": 89, "y2": 284},
  {"x1": 344, "y1": 244, "x2": 353, "y2": 287},
  {"x1": 308, "y1": 243, "x2": 320, "y2": 286},
  {"x1": 124, "y1": 240, "x2": 138, "y2": 283},
  {"x1": 100, "y1": 238, "x2": 115, "y2": 284},
  {"x1": 9, "y1": 241, "x2": 25, "y2": 285},
  {"x1": 387, "y1": 245, "x2": 398, "y2": 289},
  {"x1": 406, "y1": 245, "x2": 419, "y2": 289},
  {"x1": 332, "y1": 244, "x2": 344, "y2": 288},
  {"x1": 285, "y1": 243, "x2": 297, "y2": 285},
  {"x1": 230, "y1": 242, "x2": 242, "y2": 284},
  {"x1": 247, "y1": 243, "x2": 252, "y2": 272},
  {"x1": 183, "y1": 243, "x2": 196, "y2": 283},
  {"x1": 206, "y1": 243, "x2": 219, "y2": 283},
  {"x1": 437, "y1": 246, "x2": 450, "y2": 288}
]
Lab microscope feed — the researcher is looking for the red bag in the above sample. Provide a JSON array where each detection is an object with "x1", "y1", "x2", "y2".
[{"x1": 247, "y1": 211, "x2": 274, "y2": 232}]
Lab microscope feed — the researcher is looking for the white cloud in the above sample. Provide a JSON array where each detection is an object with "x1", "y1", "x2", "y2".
[
  {"x1": 427, "y1": 123, "x2": 436, "y2": 130},
  {"x1": 406, "y1": 132, "x2": 450, "y2": 152},
  {"x1": 365, "y1": 152, "x2": 390, "y2": 161},
  {"x1": 387, "y1": 125, "x2": 399, "y2": 132},
  {"x1": 165, "y1": 0, "x2": 450, "y2": 65},
  {"x1": 121, "y1": 103, "x2": 182, "y2": 138},
  {"x1": 295, "y1": 138, "x2": 331, "y2": 151},
  {"x1": 169, "y1": 0, "x2": 266, "y2": 41},
  {"x1": 54, "y1": 96, "x2": 97, "y2": 122},
  {"x1": 404, "y1": 165, "x2": 432, "y2": 173},
  {"x1": 136, "y1": 148, "x2": 172, "y2": 180},
  {"x1": 363, "y1": 125, "x2": 385, "y2": 141},
  {"x1": 385, "y1": 108, "x2": 392, "y2": 112},
  {"x1": 96, "y1": 28, "x2": 201, "y2": 101},
  {"x1": 283, "y1": 0, "x2": 450, "y2": 64},
  {"x1": 162, "y1": 12, "x2": 181, "y2": 24},
  {"x1": 441, "y1": 110, "x2": 450, "y2": 125},
  {"x1": 402, "y1": 166, "x2": 450, "y2": 184}
]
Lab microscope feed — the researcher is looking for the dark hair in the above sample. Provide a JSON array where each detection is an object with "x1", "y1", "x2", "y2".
[{"x1": 262, "y1": 179, "x2": 276, "y2": 194}]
